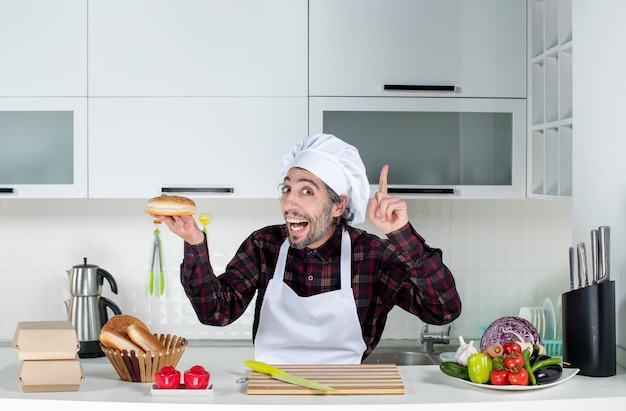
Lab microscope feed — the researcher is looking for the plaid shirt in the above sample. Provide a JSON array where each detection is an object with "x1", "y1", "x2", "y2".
[{"x1": 181, "y1": 223, "x2": 461, "y2": 357}]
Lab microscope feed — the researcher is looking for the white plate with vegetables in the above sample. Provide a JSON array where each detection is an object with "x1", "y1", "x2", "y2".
[{"x1": 449, "y1": 367, "x2": 579, "y2": 391}]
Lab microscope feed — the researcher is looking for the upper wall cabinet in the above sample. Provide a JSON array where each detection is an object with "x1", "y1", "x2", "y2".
[
  {"x1": 88, "y1": 97, "x2": 308, "y2": 198},
  {"x1": 309, "y1": 0, "x2": 527, "y2": 98},
  {"x1": 0, "y1": 98, "x2": 88, "y2": 198},
  {"x1": 310, "y1": 97, "x2": 527, "y2": 199},
  {"x1": 0, "y1": 0, "x2": 87, "y2": 96},
  {"x1": 88, "y1": 0, "x2": 307, "y2": 97}
]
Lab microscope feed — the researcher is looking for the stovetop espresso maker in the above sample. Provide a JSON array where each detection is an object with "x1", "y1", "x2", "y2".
[{"x1": 65, "y1": 258, "x2": 122, "y2": 358}]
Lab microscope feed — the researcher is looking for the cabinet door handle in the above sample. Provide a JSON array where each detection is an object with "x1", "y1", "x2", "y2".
[
  {"x1": 388, "y1": 188, "x2": 455, "y2": 194},
  {"x1": 0, "y1": 188, "x2": 15, "y2": 194},
  {"x1": 384, "y1": 84, "x2": 456, "y2": 92},
  {"x1": 161, "y1": 186, "x2": 235, "y2": 194}
]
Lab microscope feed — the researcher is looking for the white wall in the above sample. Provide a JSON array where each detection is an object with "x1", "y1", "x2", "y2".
[
  {"x1": 572, "y1": 0, "x2": 626, "y2": 366},
  {"x1": 0, "y1": 198, "x2": 571, "y2": 343}
]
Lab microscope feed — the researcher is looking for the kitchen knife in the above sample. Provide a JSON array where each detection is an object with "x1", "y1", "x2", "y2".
[
  {"x1": 597, "y1": 226, "x2": 610, "y2": 283},
  {"x1": 576, "y1": 243, "x2": 588, "y2": 288},
  {"x1": 568, "y1": 246, "x2": 575, "y2": 290},
  {"x1": 590, "y1": 230, "x2": 599, "y2": 284},
  {"x1": 244, "y1": 360, "x2": 336, "y2": 392}
]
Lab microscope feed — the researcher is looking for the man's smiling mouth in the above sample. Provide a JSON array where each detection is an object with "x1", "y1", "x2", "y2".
[{"x1": 286, "y1": 218, "x2": 309, "y2": 233}]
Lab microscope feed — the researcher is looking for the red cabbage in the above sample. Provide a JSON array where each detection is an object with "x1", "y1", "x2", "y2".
[{"x1": 480, "y1": 316, "x2": 542, "y2": 352}]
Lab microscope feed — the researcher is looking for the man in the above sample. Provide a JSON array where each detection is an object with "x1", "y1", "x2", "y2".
[{"x1": 155, "y1": 133, "x2": 461, "y2": 364}]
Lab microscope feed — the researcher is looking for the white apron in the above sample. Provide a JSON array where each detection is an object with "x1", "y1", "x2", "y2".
[{"x1": 254, "y1": 229, "x2": 366, "y2": 364}]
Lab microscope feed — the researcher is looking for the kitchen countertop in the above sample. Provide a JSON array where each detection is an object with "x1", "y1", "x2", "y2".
[{"x1": 1, "y1": 344, "x2": 625, "y2": 410}]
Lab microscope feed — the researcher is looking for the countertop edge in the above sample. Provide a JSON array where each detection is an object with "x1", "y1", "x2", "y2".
[{"x1": 1, "y1": 346, "x2": 625, "y2": 410}]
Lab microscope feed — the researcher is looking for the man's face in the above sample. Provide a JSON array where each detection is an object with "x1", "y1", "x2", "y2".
[{"x1": 280, "y1": 168, "x2": 344, "y2": 249}]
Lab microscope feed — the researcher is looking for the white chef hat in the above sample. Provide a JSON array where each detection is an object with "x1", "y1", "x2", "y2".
[{"x1": 280, "y1": 133, "x2": 370, "y2": 224}]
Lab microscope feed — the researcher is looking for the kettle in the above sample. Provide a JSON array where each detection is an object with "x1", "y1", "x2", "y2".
[
  {"x1": 68, "y1": 257, "x2": 118, "y2": 296},
  {"x1": 65, "y1": 258, "x2": 123, "y2": 358}
]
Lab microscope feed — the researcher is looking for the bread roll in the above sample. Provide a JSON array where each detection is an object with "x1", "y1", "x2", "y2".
[
  {"x1": 100, "y1": 330, "x2": 145, "y2": 354},
  {"x1": 145, "y1": 194, "x2": 196, "y2": 216},
  {"x1": 102, "y1": 314, "x2": 149, "y2": 340},
  {"x1": 127, "y1": 323, "x2": 165, "y2": 352}
]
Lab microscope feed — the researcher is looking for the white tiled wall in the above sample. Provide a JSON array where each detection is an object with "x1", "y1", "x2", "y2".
[{"x1": 0, "y1": 198, "x2": 571, "y2": 342}]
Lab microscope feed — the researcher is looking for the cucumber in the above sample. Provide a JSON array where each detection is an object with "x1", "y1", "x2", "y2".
[{"x1": 439, "y1": 361, "x2": 470, "y2": 381}]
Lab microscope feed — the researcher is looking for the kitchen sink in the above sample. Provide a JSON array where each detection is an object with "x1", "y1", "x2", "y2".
[{"x1": 363, "y1": 350, "x2": 439, "y2": 366}]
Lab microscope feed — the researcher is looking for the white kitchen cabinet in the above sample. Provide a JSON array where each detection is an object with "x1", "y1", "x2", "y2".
[
  {"x1": 528, "y1": 0, "x2": 573, "y2": 198},
  {"x1": 309, "y1": 0, "x2": 527, "y2": 98},
  {"x1": 88, "y1": 97, "x2": 308, "y2": 198},
  {"x1": 0, "y1": 0, "x2": 87, "y2": 97},
  {"x1": 0, "y1": 98, "x2": 88, "y2": 198},
  {"x1": 88, "y1": 0, "x2": 307, "y2": 97},
  {"x1": 310, "y1": 97, "x2": 527, "y2": 199}
]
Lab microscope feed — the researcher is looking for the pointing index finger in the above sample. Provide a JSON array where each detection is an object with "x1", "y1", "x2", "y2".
[{"x1": 379, "y1": 164, "x2": 389, "y2": 194}]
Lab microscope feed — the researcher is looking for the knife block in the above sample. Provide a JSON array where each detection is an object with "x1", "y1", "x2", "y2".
[{"x1": 561, "y1": 281, "x2": 616, "y2": 377}]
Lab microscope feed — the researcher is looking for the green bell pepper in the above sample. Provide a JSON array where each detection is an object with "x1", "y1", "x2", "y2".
[{"x1": 467, "y1": 353, "x2": 493, "y2": 384}]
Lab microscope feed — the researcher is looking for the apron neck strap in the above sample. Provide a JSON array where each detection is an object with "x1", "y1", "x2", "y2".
[{"x1": 277, "y1": 229, "x2": 352, "y2": 289}]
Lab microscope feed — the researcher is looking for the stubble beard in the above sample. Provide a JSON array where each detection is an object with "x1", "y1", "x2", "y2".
[{"x1": 288, "y1": 201, "x2": 334, "y2": 250}]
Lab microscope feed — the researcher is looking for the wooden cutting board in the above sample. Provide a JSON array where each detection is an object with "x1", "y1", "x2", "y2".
[{"x1": 246, "y1": 364, "x2": 404, "y2": 395}]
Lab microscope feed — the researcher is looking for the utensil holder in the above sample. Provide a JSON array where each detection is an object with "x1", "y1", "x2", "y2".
[{"x1": 561, "y1": 281, "x2": 616, "y2": 377}]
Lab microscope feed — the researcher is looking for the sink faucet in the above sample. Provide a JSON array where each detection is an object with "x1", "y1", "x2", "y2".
[{"x1": 421, "y1": 323, "x2": 451, "y2": 353}]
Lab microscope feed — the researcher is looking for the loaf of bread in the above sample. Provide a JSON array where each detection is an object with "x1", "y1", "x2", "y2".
[
  {"x1": 100, "y1": 314, "x2": 164, "y2": 353},
  {"x1": 145, "y1": 194, "x2": 196, "y2": 216},
  {"x1": 101, "y1": 314, "x2": 149, "y2": 340},
  {"x1": 127, "y1": 323, "x2": 165, "y2": 352},
  {"x1": 100, "y1": 330, "x2": 145, "y2": 354}
]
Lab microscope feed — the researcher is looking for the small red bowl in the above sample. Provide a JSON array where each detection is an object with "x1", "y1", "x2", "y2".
[
  {"x1": 184, "y1": 365, "x2": 210, "y2": 389},
  {"x1": 154, "y1": 366, "x2": 181, "y2": 389}
]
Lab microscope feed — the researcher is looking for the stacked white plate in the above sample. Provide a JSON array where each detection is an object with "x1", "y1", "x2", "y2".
[
  {"x1": 543, "y1": 297, "x2": 556, "y2": 340},
  {"x1": 518, "y1": 297, "x2": 557, "y2": 341},
  {"x1": 518, "y1": 306, "x2": 545, "y2": 339}
]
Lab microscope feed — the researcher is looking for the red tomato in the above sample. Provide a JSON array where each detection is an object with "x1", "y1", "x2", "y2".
[
  {"x1": 489, "y1": 369, "x2": 509, "y2": 385},
  {"x1": 184, "y1": 365, "x2": 210, "y2": 389},
  {"x1": 503, "y1": 352, "x2": 525, "y2": 371},
  {"x1": 154, "y1": 365, "x2": 181, "y2": 389},
  {"x1": 503, "y1": 341, "x2": 522, "y2": 354},
  {"x1": 508, "y1": 368, "x2": 529, "y2": 386}
]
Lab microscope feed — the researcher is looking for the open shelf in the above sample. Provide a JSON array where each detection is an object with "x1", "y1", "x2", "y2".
[{"x1": 528, "y1": 0, "x2": 573, "y2": 199}]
